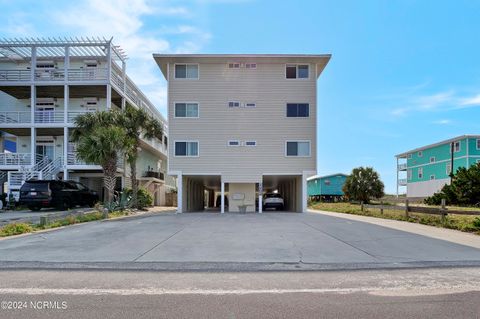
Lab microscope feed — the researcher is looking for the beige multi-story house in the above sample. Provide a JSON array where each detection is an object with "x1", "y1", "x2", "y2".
[
  {"x1": 154, "y1": 54, "x2": 330, "y2": 213},
  {"x1": 0, "y1": 38, "x2": 172, "y2": 205}
]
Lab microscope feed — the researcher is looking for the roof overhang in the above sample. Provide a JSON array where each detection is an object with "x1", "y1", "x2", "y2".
[
  {"x1": 153, "y1": 54, "x2": 331, "y2": 80},
  {"x1": 395, "y1": 135, "x2": 480, "y2": 158}
]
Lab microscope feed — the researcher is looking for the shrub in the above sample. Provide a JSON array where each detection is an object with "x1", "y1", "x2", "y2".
[
  {"x1": 0, "y1": 223, "x2": 33, "y2": 237},
  {"x1": 343, "y1": 167, "x2": 385, "y2": 203},
  {"x1": 137, "y1": 188, "x2": 153, "y2": 209}
]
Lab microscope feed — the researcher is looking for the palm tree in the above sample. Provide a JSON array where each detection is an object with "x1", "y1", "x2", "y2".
[
  {"x1": 120, "y1": 106, "x2": 163, "y2": 208},
  {"x1": 72, "y1": 111, "x2": 132, "y2": 210}
]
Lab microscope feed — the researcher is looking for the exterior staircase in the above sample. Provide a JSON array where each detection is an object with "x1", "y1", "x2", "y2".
[{"x1": 7, "y1": 155, "x2": 63, "y2": 201}]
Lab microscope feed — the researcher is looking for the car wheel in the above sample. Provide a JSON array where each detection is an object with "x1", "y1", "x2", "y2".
[{"x1": 28, "y1": 206, "x2": 41, "y2": 211}]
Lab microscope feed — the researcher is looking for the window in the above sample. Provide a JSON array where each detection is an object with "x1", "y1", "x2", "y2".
[
  {"x1": 286, "y1": 64, "x2": 309, "y2": 79},
  {"x1": 286, "y1": 141, "x2": 310, "y2": 157},
  {"x1": 477, "y1": 139, "x2": 480, "y2": 150},
  {"x1": 454, "y1": 141, "x2": 460, "y2": 152},
  {"x1": 244, "y1": 103, "x2": 256, "y2": 108},
  {"x1": 407, "y1": 154, "x2": 412, "y2": 159},
  {"x1": 228, "y1": 140, "x2": 240, "y2": 146},
  {"x1": 36, "y1": 61, "x2": 55, "y2": 69},
  {"x1": 245, "y1": 63, "x2": 257, "y2": 69},
  {"x1": 418, "y1": 167, "x2": 423, "y2": 179},
  {"x1": 174, "y1": 141, "x2": 198, "y2": 156},
  {"x1": 408, "y1": 169, "x2": 412, "y2": 180},
  {"x1": 418, "y1": 151, "x2": 423, "y2": 157},
  {"x1": 446, "y1": 163, "x2": 452, "y2": 175},
  {"x1": 286, "y1": 103, "x2": 309, "y2": 117},
  {"x1": 245, "y1": 141, "x2": 256, "y2": 146},
  {"x1": 430, "y1": 156, "x2": 435, "y2": 163},
  {"x1": 430, "y1": 175, "x2": 435, "y2": 180},
  {"x1": 175, "y1": 64, "x2": 198, "y2": 79},
  {"x1": 228, "y1": 63, "x2": 240, "y2": 69},
  {"x1": 228, "y1": 101, "x2": 240, "y2": 107},
  {"x1": 175, "y1": 103, "x2": 199, "y2": 118}
]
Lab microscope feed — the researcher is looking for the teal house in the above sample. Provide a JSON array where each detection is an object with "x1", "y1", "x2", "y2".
[
  {"x1": 396, "y1": 135, "x2": 480, "y2": 198},
  {"x1": 307, "y1": 173, "x2": 348, "y2": 200}
]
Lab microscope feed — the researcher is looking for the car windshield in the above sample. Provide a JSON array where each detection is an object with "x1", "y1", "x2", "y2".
[{"x1": 20, "y1": 182, "x2": 48, "y2": 192}]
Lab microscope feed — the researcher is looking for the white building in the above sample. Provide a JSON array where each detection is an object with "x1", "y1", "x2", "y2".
[
  {"x1": 153, "y1": 54, "x2": 330, "y2": 213},
  {"x1": 0, "y1": 37, "x2": 172, "y2": 204}
]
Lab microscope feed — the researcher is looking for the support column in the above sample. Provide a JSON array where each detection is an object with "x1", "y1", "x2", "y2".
[
  {"x1": 221, "y1": 180, "x2": 225, "y2": 214},
  {"x1": 301, "y1": 172, "x2": 308, "y2": 213},
  {"x1": 177, "y1": 173, "x2": 183, "y2": 213},
  {"x1": 30, "y1": 127, "x2": 36, "y2": 166},
  {"x1": 396, "y1": 158, "x2": 399, "y2": 197},
  {"x1": 258, "y1": 182, "x2": 263, "y2": 213},
  {"x1": 63, "y1": 127, "x2": 69, "y2": 180},
  {"x1": 106, "y1": 84, "x2": 112, "y2": 109},
  {"x1": 30, "y1": 85, "x2": 35, "y2": 125},
  {"x1": 121, "y1": 61, "x2": 126, "y2": 109}
]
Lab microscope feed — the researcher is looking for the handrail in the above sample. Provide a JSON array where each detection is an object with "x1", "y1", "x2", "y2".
[
  {"x1": 0, "y1": 111, "x2": 31, "y2": 123},
  {"x1": 34, "y1": 110, "x2": 64, "y2": 123},
  {"x1": 0, "y1": 153, "x2": 31, "y2": 166}
]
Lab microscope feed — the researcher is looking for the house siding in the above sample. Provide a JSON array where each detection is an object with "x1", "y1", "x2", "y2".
[{"x1": 168, "y1": 62, "x2": 316, "y2": 181}]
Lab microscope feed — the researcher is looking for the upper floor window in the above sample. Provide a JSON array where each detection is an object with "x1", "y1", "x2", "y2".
[
  {"x1": 228, "y1": 63, "x2": 240, "y2": 69},
  {"x1": 228, "y1": 101, "x2": 241, "y2": 108},
  {"x1": 244, "y1": 103, "x2": 256, "y2": 108},
  {"x1": 286, "y1": 64, "x2": 309, "y2": 79},
  {"x1": 245, "y1": 141, "x2": 257, "y2": 146},
  {"x1": 36, "y1": 61, "x2": 55, "y2": 69},
  {"x1": 418, "y1": 151, "x2": 423, "y2": 157},
  {"x1": 286, "y1": 103, "x2": 309, "y2": 117},
  {"x1": 174, "y1": 141, "x2": 198, "y2": 157},
  {"x1": 430, "y1": 175, "x2": 435, "y2": 180},
  {"x1": 228, "y1": 140, "x2": 241, "y2": 146},
  {"x1": 175, "y1": 103, "x2": 199, "y2": 118},
  {"x1": 476, "y1": 139, "x2": 480, "y2": 150},
  {"x1": 245, "y1": 63, "x2": 257, "y2": 69},
  {"x1": 407, "y1": 153, "x2": 412, "y2": 159},
  {"x1": 430, "y1": 156, "x2": 435, "y2": 163},
  {"x1": 418, "y1": 167, "x2": 423, "y2": 179},
  {"x1": 454, "y1": 141, "x2": 461, "y2": 152},
  {"x1": 286, "y1": 141, "x2": 310, "y2": 157},
  {"x1": 175, "y1": 64, "x2": 198, "y2": 79}
]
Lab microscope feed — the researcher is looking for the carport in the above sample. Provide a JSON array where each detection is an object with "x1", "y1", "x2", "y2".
[
  {"x1": 180, "y1": 175, "x2": 224, "y2": 212},
  {"x1": 262, "y1": 175, "x2": 303, "y2": 213}
]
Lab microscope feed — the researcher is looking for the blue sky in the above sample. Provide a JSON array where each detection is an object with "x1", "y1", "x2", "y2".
[{"x1": 1, "y1": 0, "x2": 480, "y2": 193}]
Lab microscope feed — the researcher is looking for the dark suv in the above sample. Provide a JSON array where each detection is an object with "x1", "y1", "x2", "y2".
[{"x1": 19, "y1": 180, "x2": 99, "y2": 211}]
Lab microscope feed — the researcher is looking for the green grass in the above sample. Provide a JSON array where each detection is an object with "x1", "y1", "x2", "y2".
[
  {"x1": 0, "y1": 210, "x2": 131, "y2": 237},
  {"x1": 310, "y1": 202, "x2": 480, "y2": 235}
]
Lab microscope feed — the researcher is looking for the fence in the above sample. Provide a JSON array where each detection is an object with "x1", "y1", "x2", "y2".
[{"x1": 360, "y1": 199, "x2": 480, "y2": 221}]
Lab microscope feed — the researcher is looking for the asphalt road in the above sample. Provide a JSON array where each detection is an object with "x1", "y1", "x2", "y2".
[{"x1": 0, "y1": 267, "x2": 479, "y2": 319}]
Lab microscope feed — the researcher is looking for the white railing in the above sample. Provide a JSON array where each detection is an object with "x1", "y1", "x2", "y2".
[
  {"x1": 142, "y1": 136, "x2": 167, "y2": 155},
  {"x1": 0, "y1": 153, "x2": 31, "y2": 166},
  {"x1": 8, "y1": 171, "x2": 42, "y2": 189},
  {"x1": 34, "y1": 69, "x2": 65, "y2": 81},
  {"x1": 0, "y1": 69, "x2": 31, "y2": 81},
  {"x1": 42, "y1": 157, "x2": 63, "y2": 179},
  {"x1": 68, "y1": 68, "x2": 108, "y2": 81},
  {"x1": 111, "y1": 70, "x2": 124, "y2": 89},
  {"x1": 67, "y1": 151, "x2": 124, "y2": 168},
  {"x1": 34, "y1": 111, "x2": 64, "y2": 123},
  {"x1": 0, "y1": 111, "x2": 31, "y2": 124},
  {"x1": 67, "y1": 110, "x2": 97, "y2": 123},
  {"x1": 397, "y1": 163, "x2": 407, "y2": 171},
  {"x1": 398, "y1": 178, "x2": 407, "y2": 186}
]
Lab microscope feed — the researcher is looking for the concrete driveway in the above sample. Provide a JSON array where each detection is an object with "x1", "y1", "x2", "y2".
[{"x1": 1, "y1": 211, "x2": 480, "y2": 269}]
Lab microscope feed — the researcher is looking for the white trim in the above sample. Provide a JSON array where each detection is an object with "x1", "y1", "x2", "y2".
[
  {"x1": 476, "y1": 139, "x2": 480, "y2": 150},
  {"x1": 245, "y1": 141, "x2": 257, "y2": 147},
  {"x1": 285, "y1": 140, "x2": 311, "y2": 157},
  {"x1": 285, "y1": 63, "x2": 310, "y2": 80},
  {"x1": 173, "y1": 102, "x2": 199, "y2": 118},
  {"x1": 286, "y1": 102, "x2": 310, "y2": 118},
  {"x1": 173, "y1": 140, "x2": 199, "y2": 157},
  {"x1": 407, "y1": 155, "x2": 472, "y2": 169},
  {"x1": 173, "y1": 63, "x2": 199, "y2": 80},
  {"x1": 227, "y1": 140, "x2": 241, "y2": 147}
]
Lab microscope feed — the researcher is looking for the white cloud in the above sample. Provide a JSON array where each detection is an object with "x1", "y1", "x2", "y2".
[
  {"x1": 432, "y1": 119, "x2": 451, "y2": 125},
  {"x1": 458, "y1": 94, "x2": 480, "y2": 108}
]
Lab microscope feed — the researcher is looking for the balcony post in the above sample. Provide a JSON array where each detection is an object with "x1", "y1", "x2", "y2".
[
  {"x1": 63, "y1": 127, "x2": 69, "y2": 180},
  {"x1": 30, "y1": 127, "x2": 36, "y2": 167},
  {"x1": 64, "y1": 85, "x2": 69, "y2": 123},
  {"x1": 30, "y1": 46, "x2": 36, "y2": 81},
  {"x1": 30, "y1": 85, "x2": 35, "y2": 124},
  {"x1": 396, "y1": 157, "x2": 399, "y2": 197},
  {"x1": 121, "y1": 61, "x2": 126, "y2": 109},
  {"x1": 64, "y1": 46, "x2": 70, "y2": 81}
]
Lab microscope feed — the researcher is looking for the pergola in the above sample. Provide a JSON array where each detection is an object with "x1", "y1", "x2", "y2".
[{"x1": 0, "y1": 37, "x2": 126, "y2": 62}]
